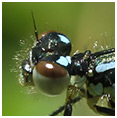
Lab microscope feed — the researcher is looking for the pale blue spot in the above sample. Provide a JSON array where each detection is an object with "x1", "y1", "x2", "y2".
[
  {"x1": 56, "y1": 56, "x2": 68, "y2": 66},
  {"x1": 58, "y1": 35, "x2": 69, "y2": 44},
  {"x1": 96, "y1": 61, "x2": 115, "y2": 73},
  {"x1": 66, "y1": 56, "x2": 71, "y2": 64}
]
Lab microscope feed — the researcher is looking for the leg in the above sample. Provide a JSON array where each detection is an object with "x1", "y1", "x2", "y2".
[
  {"x1": 64, "y1": 96, "x2": 83, "y2": 116},
  {"x1": 49, "y1": 105, "x2": 65, "y2": 116},
  {"x1": 49, "y1": 96, "x2": 82, "y2": 116},
  {"x1": 63, "y1": 102, "x2": 72, "y2": 116},
  {"x1": 94, "y1": 105, "x2": 115, "y2": 116}
]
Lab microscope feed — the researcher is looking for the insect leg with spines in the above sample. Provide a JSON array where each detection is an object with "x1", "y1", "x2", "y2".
[
  {"x1": 20, "y1": 11, "x2": 115, "y2": 116},
  {"x1": 50, "y1": 82, "x2": 86, "y2": 116},
  {"x1": 70, "y1": 48, "x2": 115, "y2": 115},
  {"x1": 50, "y1": 48, "x2": 115, "y2": 116},
  {"x1": 50, "y1": 95, "x2": 84, "y2": 116}
]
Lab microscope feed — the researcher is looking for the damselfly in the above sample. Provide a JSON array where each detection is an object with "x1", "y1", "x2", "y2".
[{"x1": 14, "y1": 11, "x2": 115, "y2": 116}]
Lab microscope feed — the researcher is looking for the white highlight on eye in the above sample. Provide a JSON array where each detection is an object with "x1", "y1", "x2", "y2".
[
  {"x1": 58, "y1": 34, "x2": 69, "y2": 44},
  {"x1": 46, "y1": 63, "x2": 53, "y2": 69},
  {"x1": 33, "y1": 66, "x2": 70, "y2": 96},
  {"x1": 96, "y1": 61, "x2": 115, "y2": 73}
]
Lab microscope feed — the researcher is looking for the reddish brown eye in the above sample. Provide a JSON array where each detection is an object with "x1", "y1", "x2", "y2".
[
  {"x1": 36, "y1": 61, "x2": 67, "y2": 78},
  {"x1": 33, "y1": 61, "x2": 70, "y2": 96},
  {"x1": 38, "y1": 30, "x2": 56, "y2": 40}
]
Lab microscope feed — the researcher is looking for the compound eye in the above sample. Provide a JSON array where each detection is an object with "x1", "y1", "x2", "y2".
[
  {"x1": 38, "y1": 30, "x2": 55, "y2": 40},
  {"x1": 33, "y1": 61, "x2": 70, "y2": 96}
]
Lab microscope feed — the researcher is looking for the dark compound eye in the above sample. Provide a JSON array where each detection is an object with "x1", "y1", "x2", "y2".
[
  {"x1": 39, "y1": 54, "x2": 71, "y2": 74},
  {"x1": 39, "y1": 31, "x2": 72, "y2": 56},
  {"x1": 33, "y1": 61, "x2": 70, "y2": 96},
  {"x1": 32, "y1": 31, "x2": 71, "y2": 65}
]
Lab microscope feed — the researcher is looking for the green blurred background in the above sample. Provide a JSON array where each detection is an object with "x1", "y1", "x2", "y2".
[{"x1": 2, "y1": 2, "x2": 115, "y2": 116}]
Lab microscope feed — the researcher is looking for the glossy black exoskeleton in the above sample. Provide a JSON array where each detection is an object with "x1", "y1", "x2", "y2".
[
  {"x1": 20, "y1": 11, "x2": 115, "y2": 116},
  {"x1": 63, "y1": 102, "x2": 72, "y2": 116},
  {"x1": 50, "y1": 48, "x2": 115, "y2": 116},
  {"x1": 39, "y1": 54, "x2": 71, "y2": 74},
  {"x1": 32, "y1": 32, "x2": 71, "y2": 65},
  {"x1": 71, "y1": 48, "x2": 115, "y2": 115}
]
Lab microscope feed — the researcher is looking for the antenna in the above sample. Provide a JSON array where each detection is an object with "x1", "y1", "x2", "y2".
[{"x1": 31, "y1": 10, "x2": 38, "y2": 40}]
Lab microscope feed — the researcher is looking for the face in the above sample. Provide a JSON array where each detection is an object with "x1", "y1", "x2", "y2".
[{"x1": 21, "y1": 31, "x2": 72, "y2": 96}]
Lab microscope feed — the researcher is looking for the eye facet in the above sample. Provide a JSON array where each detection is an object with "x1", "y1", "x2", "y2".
[{"x1": 33, "y1": 61, "x2": 70, "y2": 96}]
